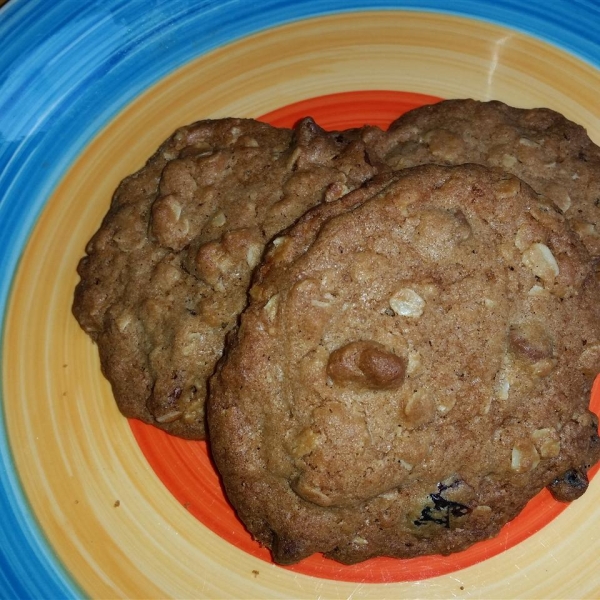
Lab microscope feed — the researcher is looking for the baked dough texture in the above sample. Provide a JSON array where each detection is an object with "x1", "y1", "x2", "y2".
[
  {"x1": 208, "y1": 164, "x2": 600, "y2": 564},
  {"x1": 382, "y1": 99, "x2": 600, "y2": 261},
  {"x1": 73, "y1": 117, "x2": 384, "y2": 438},
  {"x1": 73, "y1": 100, "x2": 600, "y2": 442}
]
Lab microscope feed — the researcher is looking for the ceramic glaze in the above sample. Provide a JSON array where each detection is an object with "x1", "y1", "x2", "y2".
[{"x1": 1, "y1": 1, "x2": 600, "y2": 598}]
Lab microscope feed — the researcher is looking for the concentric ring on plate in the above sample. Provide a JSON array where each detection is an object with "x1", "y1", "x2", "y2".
[{"x1": 4, "y1": 10, "x2": 600, "y2": 599}]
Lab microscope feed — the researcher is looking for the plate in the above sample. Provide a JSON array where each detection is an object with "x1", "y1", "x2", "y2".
[{"x1": 1, "y1": 1, "x2": 599, "y2": 598}]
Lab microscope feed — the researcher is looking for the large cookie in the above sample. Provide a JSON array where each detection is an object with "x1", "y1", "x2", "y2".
[
  {"x1": 382, "y1": 99, "x2": 600, "y2": 261},
  {"x1": 208, "y1": 164, "x2": 600, "y2": 564},
  {"x1": 73, "y1": 117, "x2": 385, "y2": 439}
]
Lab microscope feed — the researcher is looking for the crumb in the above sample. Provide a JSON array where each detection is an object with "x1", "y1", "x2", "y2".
[{"x1": 114, "y1": 500, "x2": 120, "y2": 507}]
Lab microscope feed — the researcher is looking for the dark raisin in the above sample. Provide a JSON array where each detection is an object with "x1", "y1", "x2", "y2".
[
  {"x1": 167, "y1": 387, "x2": 183, "y2": 403},
  {"x1": 547, "y1": 468, "x2": 589, "y2": 502},
  {"x1": 414, "y1": 481, "x2": 472, "y2": 528}
]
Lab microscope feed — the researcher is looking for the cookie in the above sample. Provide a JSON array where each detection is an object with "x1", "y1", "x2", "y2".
[
  {"x1": 73, "y1": 117, "x2": 385, "y2": 439},
  {"x1": 208, "y1": 164, "x2": 600, "y2": 564},
  {"x1": 382, "y1": 99, "x2": 600, "y2": 261}
]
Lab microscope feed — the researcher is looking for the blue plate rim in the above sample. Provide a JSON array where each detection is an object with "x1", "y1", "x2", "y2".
[{"x1": 1, "y1": 1, "x2": 599, "y2": 597}]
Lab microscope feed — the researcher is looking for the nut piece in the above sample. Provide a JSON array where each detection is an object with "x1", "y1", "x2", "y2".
[
  {"x1": 286, "y1": 147, "x2": 302, "y2": 171},
  {"x1": 352, "y1": 536, "x2": 369, "y2": 546},
  {"x1": 521, "y1": 243, "x2": 560, "y2": 283},
  {"x1": 211, "y1": 211, "x2": 227, "y2": 227},
  {"x1": 571, "y1": 219, "x2": 599, "y2": 239},
  {"x1": 532, "y1": 428, "x2": 561, "y2": 458},
  {"x1": 511, "y1": 440, "x2": 540, "y2": 473},
  {"x1": 115, "y1": 312, "x2": 133, "y2": 333},
  {"x1": 528, "y1": 284, "x2": 546, "y2": 297},
  {"x1": 194, "y1": 240, "x2": 233, "y2": 288},
  {"x1": 406, "y1": 350, "x2": 423, "y2": 376},
  {"x1": 578, "y1": 344, "x2": 600, "y2": 378},
  {"x1": 398, "y1": 459, "x2": 414, "y2": 472},
  {"x1": 151, "y1": 195, "x2": 191, "y2": 251},
  {"x1": 246, "y1": 243, "x2": 263, "y2": 269},
  {"x1": 155, "y1": 409, "x2": 184, "y2": 424},
  {"x1": 546, "y1": 184, "x2": 572, "y2": 212},
  {"x1": 501, "y1": 153, "x2": 518, "y2": 169},
  {"x1": 291, "y1": 427, "x2": 320, "y2": 458},
  {"x1": 519, "y1": 137, "x2": 539, "y2": 148},
  {"x1": 423, "y1": 128, "x2": 464, "y2": 160},
  {"x1": 494, "y1": 176, "x2": 521, "y2": 199},
  {"x1": 404, "y1": 390, "x2": 436, "y2": 427},
  {"x1": 494, "y1": 364, "x2": 511, "y2": 400},
  {"x1": 470, "y1": 505, "x2": 493, "y2": 527},
  {"x1": 389, "y1": 288, "x2": 425, "y2": 318},
  {"x1": 327, "y1": 341, "x2": 406, "y2": 390},
  {"x1": 529, "y1": 358, "x2": 557, "y2": 378},
  {"x1": 239, "y1": 135, "x2": 259, "y2": 148},
  {"x1": 514, "y1": 221, "x2": 544, "y2": 252},
  {"x1": 263, "y1": 294, "x2": 279, "y2": 323}
]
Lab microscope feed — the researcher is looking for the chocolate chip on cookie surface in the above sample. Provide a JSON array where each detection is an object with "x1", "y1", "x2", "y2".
[
  {"x1": 73, "y1": 117, "x2": 385, "y2": 439},
  {"x1": 208, "y1": 164, "x2": 600, "y2": 564}
]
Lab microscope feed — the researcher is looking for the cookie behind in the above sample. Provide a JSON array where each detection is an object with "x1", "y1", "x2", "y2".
[
  {"x1": 382, "y1": 99, "x2": 600, "y2": 260},
  {"x1": 73, "y1": 117, "x2": 386, "y2": 438}
]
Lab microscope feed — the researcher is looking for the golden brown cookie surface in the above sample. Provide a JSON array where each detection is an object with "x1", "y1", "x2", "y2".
[
  {"x1": 383, "y1": 99, "x2": 600, "y2": 261},
  {"x1": 73, "y1": 117, "x2": 384, "y2": 438},
  {"x1": 208, "y1": 164, "x2": 600, "y2": 564}
]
